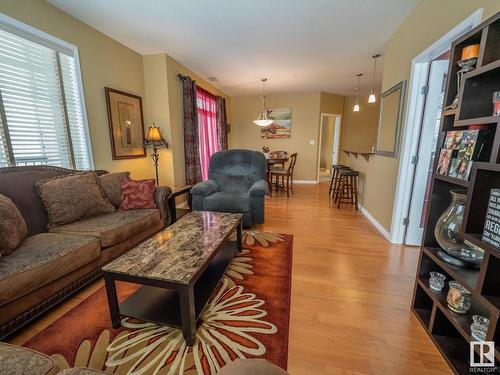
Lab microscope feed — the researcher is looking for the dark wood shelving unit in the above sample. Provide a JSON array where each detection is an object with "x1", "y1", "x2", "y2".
[{"x1": 412, "y1": 12, "x2": 500, "y2": 374}]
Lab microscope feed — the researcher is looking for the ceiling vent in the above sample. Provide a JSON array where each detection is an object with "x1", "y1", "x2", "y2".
[{"x1": 206, "y1": 76, "x2": 218, "y2": 82}]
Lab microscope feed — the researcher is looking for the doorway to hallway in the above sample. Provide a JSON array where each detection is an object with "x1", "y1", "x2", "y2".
[{"x1": 318, "y1": 113, "x2": 341, "y2": 181}]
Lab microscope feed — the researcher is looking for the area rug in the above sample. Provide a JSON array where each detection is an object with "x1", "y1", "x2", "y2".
[{"x1": 24, "y1": 231, "x2": 293, "y2": 374}]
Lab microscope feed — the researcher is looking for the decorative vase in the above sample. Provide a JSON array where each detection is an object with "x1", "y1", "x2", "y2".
[
  {"x1": 434, "y1": 189, "x2": 484, "y2": 268},
  {"x1": 447, "y1": 281, "x2": 472, "y2": 314}
]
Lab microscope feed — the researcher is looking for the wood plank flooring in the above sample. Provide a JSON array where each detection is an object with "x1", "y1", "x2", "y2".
[{"x1": 8, "y1": 181, "x2": 451, "y2": 374}]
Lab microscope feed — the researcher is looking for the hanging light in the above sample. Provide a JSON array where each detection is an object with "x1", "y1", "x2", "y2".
[
  {"x1": 368, "y1": 54, "x2": 381, "y2": 103},
  {"x1": 353, "y1": 73, "x2": 362, "y2": 112},
  {"x1": 253, "y1": 78, "x2": 274, "y2": 127}
]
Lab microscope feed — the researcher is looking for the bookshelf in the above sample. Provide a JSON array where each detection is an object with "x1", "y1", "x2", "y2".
[{"x1": 412, "y1": 12, "x2": 500, "y2": 374}]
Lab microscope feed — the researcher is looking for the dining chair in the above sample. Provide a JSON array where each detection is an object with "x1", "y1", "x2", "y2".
[
  {"x1": 270, "y1": 153, "x2": 297, "y2": 197},
  {"x1": 269, "y1": 151, "x2": 288, "y2": 170}
]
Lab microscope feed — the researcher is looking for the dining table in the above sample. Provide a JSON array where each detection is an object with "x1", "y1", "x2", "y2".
[{"x1": 265, "y1": 156, "x2": 288, "y2": 187}]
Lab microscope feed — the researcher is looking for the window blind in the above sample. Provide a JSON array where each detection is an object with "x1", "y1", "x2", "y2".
[{"x1": 0, "y1": 26, "x2": 91, "y2": 169}]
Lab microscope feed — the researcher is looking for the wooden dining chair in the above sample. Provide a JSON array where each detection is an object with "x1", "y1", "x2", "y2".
[{"x1": 270, "y1": 153, "x2": 297, "y2": 197}]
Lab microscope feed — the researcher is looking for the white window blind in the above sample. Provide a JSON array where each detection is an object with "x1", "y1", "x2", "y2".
[{"x1": 0, "y1": 24, "x2": 91, "y2": 169}]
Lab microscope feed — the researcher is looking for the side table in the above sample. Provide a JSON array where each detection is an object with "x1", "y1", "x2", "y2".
[{"x1": 168, "y1": 185, "x2": 192, "y2": 223}]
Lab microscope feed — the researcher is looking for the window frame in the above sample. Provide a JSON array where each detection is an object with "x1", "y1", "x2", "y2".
[{"x1": 0, "y1": 11, "x2": 94, "y2": 169}]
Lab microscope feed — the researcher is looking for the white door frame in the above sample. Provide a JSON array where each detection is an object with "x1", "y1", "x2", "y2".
[
  {"x1": 317, "y1": 113, "x2": 341, "y2": 181},
  {"x1": 389, "y1": 9, "x2": 482, "y2": 244}
]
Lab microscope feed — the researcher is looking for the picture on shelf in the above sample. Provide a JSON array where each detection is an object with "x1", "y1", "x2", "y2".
[
  {"x1": 482, "y1": 189, "x2": 500, "y2": 249},
  {"x1": 448, "y1": 158, "x2": 472, "y2": 180},
  {"x1": 443, "y1": 130, "x2": 463, "y2": 150},
  {"x1": 436, "y1": 149, "x2": 453, "y2": 175},
  {"x1": 457, "y1": 129, "x2": 479, "y2": 160}
]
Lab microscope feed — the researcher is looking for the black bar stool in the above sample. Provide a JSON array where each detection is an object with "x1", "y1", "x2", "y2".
[
  {"x1": 335, "y1": 169, "x2": 359, "y2": 209},
  {"x1": 329, "y1": 165, "x2": 346, "y2": 196},
  {"x1": 332, "y1": 166, "x2": 351, "y2": 200}
]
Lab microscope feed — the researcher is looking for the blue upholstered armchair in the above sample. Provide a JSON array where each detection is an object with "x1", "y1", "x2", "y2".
[{"x1": 191, "y1": 149, "x2": 268, "y2": 228}]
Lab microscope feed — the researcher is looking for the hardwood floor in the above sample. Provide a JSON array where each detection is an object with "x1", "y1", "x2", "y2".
[{"x1": 8, "y1": 181, "x2": 451, "y2": 374}]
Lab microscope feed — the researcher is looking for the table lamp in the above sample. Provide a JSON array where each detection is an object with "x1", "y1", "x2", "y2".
[{"x1": 143, "y1": 122, "x2": 168, "y2": 185}]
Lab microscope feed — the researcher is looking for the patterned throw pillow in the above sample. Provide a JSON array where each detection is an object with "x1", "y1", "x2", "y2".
[
  {"x1": 120, "y1": 178, "x2": 156, "y2": 210},
  {"x1": 98, "y1": 171, "x2": 130, "y2": 207},
  {"x1": 36, "y1": 172, "x2": 115, "y2": 227},
  {"x1": 0, "y1": 194, "x2": 27, "y2": 255}
]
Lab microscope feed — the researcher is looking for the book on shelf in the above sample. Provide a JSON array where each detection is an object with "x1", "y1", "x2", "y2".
[{"x1": 482, "y1": 189, "x2": 500, "y2": 249}]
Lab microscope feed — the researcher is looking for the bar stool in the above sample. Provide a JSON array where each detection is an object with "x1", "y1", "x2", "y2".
[
  {"x1": 335, "y1": 169, "x2": 359, "y2": 209},
  {"x1": 332, "y1": 166, "x2": 351, "y2": 200},
  {"x1": 328, "y1": 165, "x2": 345, "y2": 196}
]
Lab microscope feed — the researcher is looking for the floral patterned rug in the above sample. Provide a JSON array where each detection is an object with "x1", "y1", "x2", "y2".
[{"x1": 24, "y1": 231, "x2": 293, "y2": 374}]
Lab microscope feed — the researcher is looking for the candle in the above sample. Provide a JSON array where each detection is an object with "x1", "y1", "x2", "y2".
[{"x1": 461, "y1": 44, "x2": 480, "y2": 60}]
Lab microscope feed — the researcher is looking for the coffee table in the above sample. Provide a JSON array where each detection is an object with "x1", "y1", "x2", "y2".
[{"x1": 102, "y1": 211, "x2": 242, "y2": 346}]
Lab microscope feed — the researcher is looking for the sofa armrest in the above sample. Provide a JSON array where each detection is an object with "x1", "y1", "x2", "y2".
[
  {"x1": 191, "y1": 179, "x2": 219, "y2": 196},
  {"x1": 154, "y1": 185, "x2": 173, "y2": 226},
  {"x1": 249, "y1": 179, "x2": 269, "y2": 197}
]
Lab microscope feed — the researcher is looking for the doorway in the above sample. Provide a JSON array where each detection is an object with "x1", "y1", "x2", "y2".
[
  {"x1": 390, "y1": 9, "x2": 482, "y2": 244},
  {"x1": 318, "y1": 114, "x2": 341, "y2": 181}
]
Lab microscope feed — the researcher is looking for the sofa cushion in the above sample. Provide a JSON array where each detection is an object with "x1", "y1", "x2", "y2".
[
  {"x1": 0, "y1": 342, "x2": 59, "y2": 375},
  {"x1": 0, "y1": 233, "x2": 100, "y2": 306},
  {"x1": 49, "y1": 209, "x2": 161, "y2": 247},
  {"x1": 98, "y1": 172, "x2": 130, "y2": 207},
  {"x1": 0, "y1": 193, "x2": 27, "y2": 256},
  {"x1": 203, "y1": 192, "x2": 251, "y2": 213},
  {"x1": 36, "y1": 172, "x2": 115, "y2": 228},
  {"x1": 120, "y1": 178, "x2": 156, "y2": 210}
]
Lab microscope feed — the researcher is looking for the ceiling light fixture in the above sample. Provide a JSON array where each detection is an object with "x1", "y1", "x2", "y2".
[
  {"x1": 368, "y1": 54, "x2": 381, "y2": 103},
  {"x1": 253, "y1": 78, "x2": 274, "y2": 127},
  {"x1": 353, "y1": 73, "x2": 362, "y2": 112}
]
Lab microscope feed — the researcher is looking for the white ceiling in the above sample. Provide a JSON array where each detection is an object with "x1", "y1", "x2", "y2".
[{"x1": 47, "y1": 0, "x2": 419, "y2": 96}]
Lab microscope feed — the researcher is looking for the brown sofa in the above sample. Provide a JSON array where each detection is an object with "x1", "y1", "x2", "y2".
[{"x1": 0, "y1": 166, "x2": 172, "y2": 339}]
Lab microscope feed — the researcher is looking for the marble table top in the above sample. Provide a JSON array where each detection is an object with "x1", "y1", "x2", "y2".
[{"x1": 103, "y1": 211, "x2": 242, "y2": 285}]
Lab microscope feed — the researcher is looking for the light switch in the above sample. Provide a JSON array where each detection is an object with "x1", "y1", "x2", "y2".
[{"x1": 309, "y1": 140, "x2": 315, "y2": 145}]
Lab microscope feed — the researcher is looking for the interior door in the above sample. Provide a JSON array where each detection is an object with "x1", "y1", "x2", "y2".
[{"x1": 405, "y1": 58, "x2": 449, "y2": 246}]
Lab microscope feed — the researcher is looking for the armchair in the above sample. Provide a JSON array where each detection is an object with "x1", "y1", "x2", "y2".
[{"x1": 191, "y1": 149, "x2": 268, "y2": 228}]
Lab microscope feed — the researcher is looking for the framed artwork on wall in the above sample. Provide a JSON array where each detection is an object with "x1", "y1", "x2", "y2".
[
  {"x1": 105, "y1": 87, "x2": 146, "y2": 159},
  {"x1": 260, "y1": 108, "x2": 291, "y2": 139}
]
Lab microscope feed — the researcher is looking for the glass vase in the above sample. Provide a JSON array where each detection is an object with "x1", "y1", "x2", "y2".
[{"x1": 434, "y1": 189, "x2": 484, "y2": 268}]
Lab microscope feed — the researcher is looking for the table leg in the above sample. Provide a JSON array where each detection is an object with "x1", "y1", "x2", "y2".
[
  {"x1": 236, "y1": 219, "x2": 242, "y2": 252},
  {"x1": 104, "y1": 273, "x2": 121, "y2": 329},
  {"x1": 179, "y1": 286, "x2": 196, "y2": 346}
]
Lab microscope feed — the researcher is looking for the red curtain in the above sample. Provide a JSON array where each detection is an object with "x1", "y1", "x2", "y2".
[{"x1": 196, "y1": 86, "x2": 219, "y2": 180}]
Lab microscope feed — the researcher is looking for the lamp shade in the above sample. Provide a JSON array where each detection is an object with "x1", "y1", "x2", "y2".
[{"x1": 146, "y1": 125, "x2": 164, "y2": 142}]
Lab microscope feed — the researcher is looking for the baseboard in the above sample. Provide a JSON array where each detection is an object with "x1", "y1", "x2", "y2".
[
  {"x1": 359, "y1": 205, "x2": 392, "y2": 243},
  {"x1": 294, "y1": 180, "x2": 318, "y2": 184}
]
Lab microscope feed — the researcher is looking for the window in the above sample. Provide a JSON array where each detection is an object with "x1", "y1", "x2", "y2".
[
  {"x1": 0, "y1": 18, "x2": 92, "y2": 169},
  {"x1": 196, "y1": 86, "x2": 219, "y2": 180}
]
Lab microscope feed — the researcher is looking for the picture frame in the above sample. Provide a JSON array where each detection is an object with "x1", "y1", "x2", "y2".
[
  {"x1": 375, "y1": 81, "x2": 407, "y2": 157},
  {"x1": 105, "y1": 87, "x2": 146, "y2": 159},
  {"x1": 260, "y1": 108, "x2": 292, "y2": 139}
]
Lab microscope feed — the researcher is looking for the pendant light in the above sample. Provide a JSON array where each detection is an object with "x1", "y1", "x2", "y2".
[
  {"x1": 353, "y1": 73, "x2": 362, "y2": 112},
  {"x1": 368, "y1": 54, "x2": 381, "y2": 103},
  {"x1": 253, "y1": 78, "x2": 274, "y2": 127}
]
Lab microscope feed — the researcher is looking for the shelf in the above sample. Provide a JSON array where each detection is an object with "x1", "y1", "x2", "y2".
[
  {"x1": 423, "y1": 247, "x2": 480, "y2": 291},
  {"x1": 342, "y1": 150, "x2": 374, "y2": 161},
  {"x1": 465, "y1": 59, "x2": 500, "y2": 80},
  {"x1": 454, "y1": 115, "x2": 500, "y2": 127},
  {"x1": 434, "y1": 173, "x2": 470, "y2": 188},
  {"x1": 442, "y1": 108, "x2": 457, "y2": 117}
]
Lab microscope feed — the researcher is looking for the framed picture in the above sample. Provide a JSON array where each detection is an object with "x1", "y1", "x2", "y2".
[
  {"x1": 436, "y1": 148, "x2": 453, "y2": 175},
  {"x1": 448, "y1": 158, "x2": 473, "y2": 180},
  {"x1": 105, "y1": 87, "x2": 146, "y2": 159},
  {"x1": 260, "y1": 108, "x2": 291, "y2": 139},
  {"x1": 443, "y1": 130, "x2": 463, "y2": 150}
]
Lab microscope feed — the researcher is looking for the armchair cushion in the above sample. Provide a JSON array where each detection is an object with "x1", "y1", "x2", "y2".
[
  {"x1": 204, "y1": 192, "x2": 250, "y2": 213},
  {"x1": 249, "y1": 179, "x2": 269, "y2": 197},
  {"x1": 191, "y1": 179, "x2": 218, "y2": 196},
  {"x1": 0, "y1": 342, "x2": 59, "y2": 375}
]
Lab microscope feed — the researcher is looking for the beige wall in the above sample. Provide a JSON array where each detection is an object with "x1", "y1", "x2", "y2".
[
  {"x1": 340, "y1": 95, "x2": 379, "y2": 153},
  {"x1": 0, "y1": 0, "x2": 155, "y2": 179},
  {"x1": 342, "y1": 0, "x2": 500, "y2": 232},
  {"x1": 230, "y1": 92, "x2": 343, "y2": 181}
]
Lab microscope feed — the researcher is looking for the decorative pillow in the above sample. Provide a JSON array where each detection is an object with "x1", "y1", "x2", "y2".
[
  {"x1": 98, "y1": 171, "x2": 130, "y2": 207},
  {"x1": 36, "y1": 172, "x2": 115, "y2": 227},
  {"x1": 120, "y1": 178, "x2": 156, "y2": 210},
  {"x1": 0, "y1": 194, "x2": 27, "y2": 256}
]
